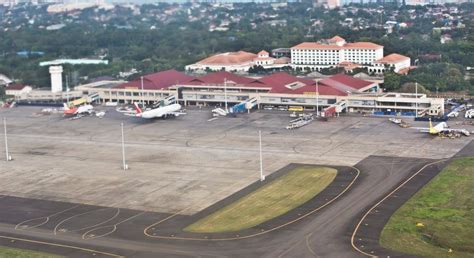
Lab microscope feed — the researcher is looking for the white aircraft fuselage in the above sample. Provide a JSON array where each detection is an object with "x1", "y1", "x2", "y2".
[{"x1": 135, "y1": 103, "x2": 182, "y2": 119}]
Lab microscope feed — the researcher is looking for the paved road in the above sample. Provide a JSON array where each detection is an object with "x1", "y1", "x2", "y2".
[{"x1": 1, "y1": 148, "x2": 463, "y2": 258}]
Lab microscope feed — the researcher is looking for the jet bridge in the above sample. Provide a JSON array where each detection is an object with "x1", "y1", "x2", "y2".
[
  {"x1": 322, "y1": 100, "x2": 347, "y2": 117},
  {"x1": 229, "y1": 97, "x2": 258, "y2": 114}
]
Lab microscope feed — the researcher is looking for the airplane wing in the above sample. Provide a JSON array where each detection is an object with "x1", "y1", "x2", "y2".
[
  {"x1": 441, "y1": 128, "x2": 470, "y2": 136},
  {"x1": 409, "y1": 127, "x2": 430, "y2": 132},
  {"x1": 168, "y1": 111, "x2": 187, "y2": 116}
]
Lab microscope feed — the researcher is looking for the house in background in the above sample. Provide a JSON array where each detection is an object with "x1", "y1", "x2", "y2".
[
  {"x1": 369, "y1": 53, "x2": 411, "y2": 75},
  {"x1": 5, "y1": 83, "x2": 33, "y2": 97}
]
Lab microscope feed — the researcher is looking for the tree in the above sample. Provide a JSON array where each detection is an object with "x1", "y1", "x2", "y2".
[
  {"x1": 248, "y1": 65, "x2": 265, "y2": 74},
  {"x1": 383, "y1": 72, "x2": 402, "y2": 91},
  {"x1": 0, "y1": 86, "x2": 5, "y2": 100},
  {"x1": 399, "y1": 82, "x2": 430, "y2": 94}
]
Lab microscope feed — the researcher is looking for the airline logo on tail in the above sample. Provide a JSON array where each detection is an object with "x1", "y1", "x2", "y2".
[
  {"x1": 63, "y1": 103, "x2": 78, "y2": 115},
  {"x1": 133, "y1": 103, "x2": 143, "y2": 115},
  {"x1": 428, "y1": 119, "x2": 438, "y2": 134}
]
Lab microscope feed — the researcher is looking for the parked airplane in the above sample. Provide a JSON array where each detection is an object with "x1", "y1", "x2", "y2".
[
  {"x1": 132, "y1": 102, "x2": 183, "y2": 119},
  {"x1": 63, "y1": 103, "x2": 94, "y2": 116},
  {"x1": 413, "y1": 119, "x2": 470, "y2": 137}
]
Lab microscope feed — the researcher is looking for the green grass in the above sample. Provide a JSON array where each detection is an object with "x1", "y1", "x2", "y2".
[
  {"x1": 0, "y1": 246, "x2": 62, "y2": 258},
  {"x1": 380, "y1": 157, "x2": 474, "y2": 258},
  {"x1": 184, "y1": 166, "x2": 337, "y2": 233}
]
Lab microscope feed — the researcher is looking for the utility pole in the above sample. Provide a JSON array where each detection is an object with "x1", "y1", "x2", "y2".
[
  {"x1": 121, "y1": 122, "x2": 128, "y2": 170},
  {"x1": 3, "y1": 118, "x2": 11, "y2": 161},
  {"x1": 259, "y1": 130, "x2": 265, "y2": 181},
  {"x1": 224, "y1": 78, "x2": 228, "y2": 113}
]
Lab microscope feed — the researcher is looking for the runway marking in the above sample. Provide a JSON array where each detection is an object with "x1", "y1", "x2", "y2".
[
  {"x1": 350, "y1": 159, "x2": 446, "y2": 257},
  {"x1": 54, "y1": 208, "x2": 121, "y2": 235},
  {"x1": 82, "y1": 211, "x2": 146, "y2": 240},
  {"x1": 144, "y1": 166, "x2": 360, "y2": 241},
  {"x1": 276, "y1": 237, "x2": 308, "y2": 258},
  {"x1": 15, "y1": 205, "x2": 80, "y2": 231},
  {"x1": 305, "y1": 232, "x2": 319, "y2": 257},
  {"x1": 0, "y1": 235, "x2": 124, "y2": 257},
  {"x1": 207, "y1": 117, "x2": 218, "y2": 122}
]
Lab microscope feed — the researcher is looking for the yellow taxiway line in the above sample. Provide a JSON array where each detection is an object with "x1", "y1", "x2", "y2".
[
  {"x1": 0, "y1": 235, "x2": 124, "y2": 257},
  {"x1": 144, "y1": 167, "x2": 360, "y2": 241},
  {"x1": 350, "y1": 159, "x2": 446, "y2": 257}
]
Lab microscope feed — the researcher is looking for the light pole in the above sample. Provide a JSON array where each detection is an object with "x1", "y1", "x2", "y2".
[
  {"x1": 415, "y1": 82, "x2": 418, "y2": 118},
  {"x1": 66, "y1": 74, "x2": 70, "y2": 104},
  {"x1": 121, "y1": 122, "x2": 128, "y2": 170},
  {"x1": 315, "y1": 80, "x2": 319, "y2": 116},
  {"x1": 259, "y1": 130, "x2": 265, "y2": 181},
  {"x1": 3, "y1": 118, "x2": 11, "y2": 161},
  {"x1": 140, "y1": 76, "x2": 145, "y2": 108},
  {"x1": 224, "y1": 78, "x2": 228, "y2": 113}
]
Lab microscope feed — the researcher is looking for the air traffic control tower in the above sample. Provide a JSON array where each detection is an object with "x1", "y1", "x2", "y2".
[
  {"x1": 40, "y1": 59, "x2": 108, "y2": 93},
  {"x1": 49, "y1": 65, "x2": 63, "y2": 93}
]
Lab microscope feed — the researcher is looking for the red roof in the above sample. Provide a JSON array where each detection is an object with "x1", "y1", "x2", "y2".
[
  {"x1": 115, "y1": 70, "x2": 194, "y2": 90},
  {"x1": 188, "y1": 71, "x2": 255, "y2": 85},
  {"x1": 6, "y1": 83, "x2": 27, "y2": 90},
  {"x1": 318, "y1": 73, "x2": 375, "y2": 92},
  {"x1": 252, "y1": 72, "x2": 347, "y2": 96},
  {"x1": 115, "y1": 70, "x2": 376, "y2": 97}
]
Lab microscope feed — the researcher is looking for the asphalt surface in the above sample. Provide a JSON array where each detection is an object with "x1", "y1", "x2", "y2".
[
  {"x1": 0, "y1": 106, "x2": 471, "y2": 257},
  {"x1": 0, "y1": 164, "x2": 358, "y2": 257},
  {"x1": 351, "y1": 140, "x2": 473, "y2": 258},
  {"x1": 1, "y1": 152, "x2": 463, "y2": 257}
]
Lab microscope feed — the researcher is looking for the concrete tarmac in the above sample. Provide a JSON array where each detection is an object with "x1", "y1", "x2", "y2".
[{"x1": 0, "y1": 106, "x2": 472, "y2": 257}]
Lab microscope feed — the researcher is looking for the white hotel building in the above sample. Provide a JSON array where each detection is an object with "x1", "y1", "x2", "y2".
[{"x1": 291, "y1": 36, "x2": 385, "y2": 70}]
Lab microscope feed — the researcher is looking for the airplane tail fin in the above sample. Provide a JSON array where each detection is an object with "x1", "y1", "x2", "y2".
[
  {"x1": 133, "y1": 103, "x2": 142, "y2": 114},
  {"x1": 63, "y1": 103, "x2": 70, "y2": 111},
  {"x1": 428, "y1": 118, "x2": 438, "y2": 134}
]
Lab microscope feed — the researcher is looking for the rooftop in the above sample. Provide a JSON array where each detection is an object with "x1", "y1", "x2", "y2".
[
  {"x1": 319, "y1": 73, "x2": 376, "y2": 92},
  {"x1": 188, "y1": 71, "x2": 255, "y2": 85},
  {"x1": 196, "y1": 51, "x2": 257, "y2": 65},
  {"x1": 291, "y1": 38, "x2": 383, "y2": 50},
  {"x1": 115, "y1": 70, "x2": 194, "y2": 90},
  {"x1": 375, "y1": 53, "x2": 410, "y2": 64},
  {"x1": 6, "y1": 83, "x2": 28, "y2": 90},
  {"x1": 115, "y1": 70, "x2": 377, "y2": 96}
]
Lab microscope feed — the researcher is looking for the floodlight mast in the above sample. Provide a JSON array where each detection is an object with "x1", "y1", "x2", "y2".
[
  {"x1": 121, "y1": 122, "x2": 128, "y2": 170},
  {"x1": 3, "y1": 118, "x2": 11, "y2": 161},
  {"x1": 259, "y1": 130, "x2": 265, "y2": 181}
]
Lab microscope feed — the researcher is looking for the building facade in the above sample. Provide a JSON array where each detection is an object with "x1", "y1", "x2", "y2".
[
  {"x1": 185, "y1": 50, "x2": 290, "y2": 73},
  {"x1": 291, "y1": 36, "x2": 384, "y2": 70},
  {"x1": 369, "y1": 53, "x2": 412, "y2": 74},
  {"x1": 74, "y1": 70, "x2": 444, "y2": 116}
]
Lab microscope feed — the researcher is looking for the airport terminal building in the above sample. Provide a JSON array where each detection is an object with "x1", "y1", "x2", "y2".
[{"x1": 75, "y1": 69, "x2": 444, "y2": 116}]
